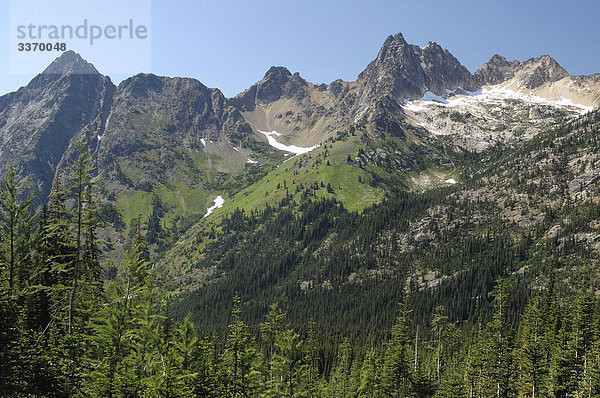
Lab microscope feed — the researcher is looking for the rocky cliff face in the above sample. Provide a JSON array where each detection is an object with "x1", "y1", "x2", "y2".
[
  {"x1": 356, "y1": 33, "x2": 479, "y2": 106},
  {"x1": 102, "y1": 72, "x2": 251, "y2": 150},
  {"x1": 0, "y1": 51, "x2": 115, "y2": 200},
  {"x1": 234, "y1": 33, "x2": 482, "y2": 145},
  {"x1": 2, "y1": 34, "x2": 599, "y2": 202},
  {"x1": 473, "y1": 54, "x2": 520, "y2": 85},
  {"x1": 231, "y1": 66, "x2": 311, "y2": 111},
  {"x1": 90, "y1": 73, "x2": 255, "y2": 189},
  {"x1": 475, "y1": 54, "x2": 569, "y2": 89},
  {"x1": 0, "y1": 51, "x2": 257, "y2": 205}
]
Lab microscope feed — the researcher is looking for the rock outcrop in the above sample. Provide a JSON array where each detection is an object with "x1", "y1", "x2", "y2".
[
  {"x1": 475, "y1": 54, "x2": 568, "y2": 89},
  {"x1": 0, "y1": 51, "x2": 115, "y2": 199},
  {"x1": 356, "y1": 33, "x2": 479, "y2": 107}
]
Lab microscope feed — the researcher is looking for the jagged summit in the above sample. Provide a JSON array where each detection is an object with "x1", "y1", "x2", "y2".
[
  {"x1": 0, "y1": 50, "x2": 114, "y2": 200},
  {"x1": 356, "y1": 32, "x2": 478, "y2": 106},
  {"x1": 231, "y1": 65, "x2": 310, "y2": 110},
  {"x1": 42, "y1": 50, "x2": 100, "y2": 75},
  {"x1": 475, "y1": 54, "x2": 568, "y2": 88},
  {"x1": 262, "y1": 66, "x2": 292, "y2": 81},
  {"x1": 384, "y1": 32, "x2": 408, "y2": 45},
  {"x1": 423, "y1": 41, "x2": 442, "y2": 49}
]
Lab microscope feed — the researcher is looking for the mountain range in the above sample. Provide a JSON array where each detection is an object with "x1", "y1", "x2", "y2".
[
  {"x1": 2, "y1": 33, "x2": 598, "y2": 200},
  {"x1": 1, "y1": 32, "x2": 599, "y2": 323}
]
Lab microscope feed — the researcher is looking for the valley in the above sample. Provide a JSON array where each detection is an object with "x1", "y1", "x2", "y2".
[{"x1": 1, "y1": 31, "x2": 600, "y2": 396}]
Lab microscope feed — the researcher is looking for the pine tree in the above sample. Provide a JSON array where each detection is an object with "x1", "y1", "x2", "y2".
[
  {"x1": 85, "y1": 242, "x2": 150, "y2": 397},
  {"x1": 380, "y1": 303, "x2": 412, "y2": 397},
  {"x1": 358, "y1": 344, "x2": 380, "y2": 398},
  {"x1": 273, "y1": 327, "x2": 305, "y2": 397},
  {"x1": 464, "y1": 322, "x2": 487, "y2": 398},
  {"x1": 330, "y1": 338, "x2": 353, "y2": 397},
  {"x1": 305, "y1": 319, "x2": 320, "y2": 397},
  {"x1": 0, "y1": 165, "x2": 37, "y2": 397},
  {"x1": 411, "y1": 364, "x2": 436, "y2": 398},
  {"x1": 488, "y1": 279, "x2": 513, "y2": 398},
  {"x1": 0, "y1": 164, "x2": 34, "y2": 297},
  {"x1": 431, "y1": 305, "x2": 449, "y2": 387},
  {"x1": 261, "y1": 302, "x2": 286, "y2": 394},
  {"x1": 261, "y1": 301, "x2": 306, "y2": 397},
  {"x1": 175, "y1": 313, "x2": 213, "y2": 396},
  {"x1": 223, "y1": 293, "x2": 257, "y2": 397},
  {"x1": 51, "y1": 139, "x2": 102, "y2": 338},
  {"x1": 515, "y1": 295, "x2": 549, "y2": 398}
]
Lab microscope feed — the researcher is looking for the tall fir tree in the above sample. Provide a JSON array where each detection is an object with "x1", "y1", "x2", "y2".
[{"x1": 380, "y1": 302, "x2": 412, "y2": 397}]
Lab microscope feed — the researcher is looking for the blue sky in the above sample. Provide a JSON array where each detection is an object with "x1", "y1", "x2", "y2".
[{"x1": 1, "y1": 0, "x2": 599, "y2": 97}]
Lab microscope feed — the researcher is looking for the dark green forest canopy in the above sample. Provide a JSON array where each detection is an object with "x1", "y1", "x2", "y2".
[{"x1": 2, "y1": 111, "x2": 600, "y2": 396}]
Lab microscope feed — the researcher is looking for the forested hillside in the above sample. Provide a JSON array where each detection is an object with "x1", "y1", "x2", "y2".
[{"x1": 3, "y1": 110, "x2": 600, "y2": 396}]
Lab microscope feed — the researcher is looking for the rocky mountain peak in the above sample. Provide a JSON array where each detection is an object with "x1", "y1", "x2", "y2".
[
  {"x1": 42, "y1": 50, "x2": 100, "y2": 75},
  {"x1": 0, "y1": 51, "x2": 114, "y2": 200},
  {"x1": 231, "y1": 66, "x2": 310, "y2": 110},
  {"x1": 475, "y1": 53, "x2": 569, "y2": 88},
  {"x1": 381, "y1": 33, "x2": 408, "y2": 49},
  {"x1": 263, "y1": 66, "x2": 292, "y2": 81},
  {"x1": 250, "y1": 66, "x2": 292, "y2": 105},
  {"x1": 423, "y1": 41, "x2": 442, "y2": 50},
  {"x1": 357, "y1": 32, "x2": 478, "y2": 108},
  {"x1": 475, "y1": 54, "x2": 520, "y2": 85},
  {"x1": 488, "y1": 54, "x2": 510, "y2": 66},
  {"x1": 372, "y1": 33, "x2": 411, "y2": 66},
  {"x1": 520, "y1": 55, "x2": 568, "y2": 87}
]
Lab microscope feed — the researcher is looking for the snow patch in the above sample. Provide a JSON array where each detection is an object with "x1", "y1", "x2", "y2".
[
  {"x1": 445, "y1": 178, "x2": 457, "y2": 184},
  {"x1": 95, "y1": 134, "x2": 102, "y2": 152},
  {"x1": 419, "y1": 91, "x2": 448, "y2": 104},
  {"x1": 473, "y1": 86, "x2": 594, "y2": 114},
  {"x1": 403, "y1": 102, "x2": 428, "y2": 112},
  {"x1": 405, "y1": 85, "x2": 593, "y2": 115},
  {"x1": 258, "y1": 130, "x2": 320, "y2": 155},
  {"x1": 203, "y1": 196, "x2": 225, "y2": 218},
  {"x1": 93, "y1": 135, "x2": 102, "y2": 166},
  {"x1": 200, "y1": 138, "x2": 206, "y2": 147},
  {"x1": 247, "y1": 159, "x2": 258, "y2": 164},
  {"x1": 233, "y1": 147, "x2": 240, "y2": 152}
]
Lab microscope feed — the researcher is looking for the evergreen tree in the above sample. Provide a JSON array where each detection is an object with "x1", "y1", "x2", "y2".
[
  {"x1": 261, "y1": 302, "x2": 286, "y2": 395},
  {"x1": 488, "y1": 279, "x2": 513, "y2": 398},
  {"x1": 330, "y1": 338, "x2": 353, "y2": 397},
  {"x1": 223, "y1": 293, "x2": 257, "y2": 396},
  {"x1": 515, "y1": 295, "x2": 550, "y2": 397},
  {"x1": 381, "y1": 303, "x2": 412, "y2": 397},
  {"x1": 305, "y1": 319, "x2": 320, "y2": 397},
  {"x1": 0, "y1": 164, "x2": 33, "y2": 297},
  {"x1": 358, "y1": 344, "x2": 381, "y2": 398},
  {"x1": 85, "y1": 242, "x2": 150, "y2": 397}
]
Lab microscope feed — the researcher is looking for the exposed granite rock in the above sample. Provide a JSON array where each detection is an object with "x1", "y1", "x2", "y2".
[
  {"x1": 42, "y1": 50, "x2": 100, "y2": 75},
  {"x1": 96, "y1": 73, "x2": 253, "y2": 171},
  {"x1": 232, "y1": 66, "x2": 311, "y2": 110},
  {"x1": 0, "y1": 51, "x2": 115, "y2": 200},
  {"x1": 474, "y1": 54, "x2": 520, "y2": 85},
  {"x1": 569, "y1": 172, "x2": 600, "y2": 194},
  {"x1": 356, "y1": 33, "x2": 479, "y2": 108},
  {"x1": 475, "y1": 54, "x2": 568, "y2": 88}
]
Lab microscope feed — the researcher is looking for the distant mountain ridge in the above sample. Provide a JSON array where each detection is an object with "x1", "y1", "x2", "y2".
[{"x1": 0, "y1": 35, "x2": 598, "y2": 204}]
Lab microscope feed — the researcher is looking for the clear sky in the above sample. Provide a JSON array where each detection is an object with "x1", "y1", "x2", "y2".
[{"x1": 1, "y1": 0, "x2": 599, "y2": 98}]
